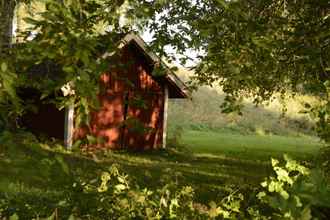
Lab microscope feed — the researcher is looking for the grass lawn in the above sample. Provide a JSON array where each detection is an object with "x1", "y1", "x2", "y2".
[
  {"x1": 0, "y1": 130, "x2": 325, "y2": 205},
  {"x1": 181, "y1": 130, "x2": 323, "y2": 161}
]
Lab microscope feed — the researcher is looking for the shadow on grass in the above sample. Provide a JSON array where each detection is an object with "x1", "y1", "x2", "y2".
[{"x1": 0, "y1": 133, "x2": 289, "y2": 203}]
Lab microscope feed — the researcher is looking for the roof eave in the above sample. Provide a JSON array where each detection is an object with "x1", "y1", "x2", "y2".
[{"x1": 120, "y1": 33, "x2": 189, "y2": 99}]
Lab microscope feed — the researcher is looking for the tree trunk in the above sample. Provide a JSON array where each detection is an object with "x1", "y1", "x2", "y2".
[{"x1": 0, "y1": 0, "x2": 16, "y2": 54}]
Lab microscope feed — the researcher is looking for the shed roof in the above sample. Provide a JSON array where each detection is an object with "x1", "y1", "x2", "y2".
[
  {"x1": 24, "y1": 33, "x2": 189, "y2": 98},
  {"x1": 117, "y1": 33, "x2": 189, "y2": 98}
]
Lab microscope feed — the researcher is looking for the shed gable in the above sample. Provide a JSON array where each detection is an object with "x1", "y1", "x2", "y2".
[
  {"x1": 101, "y1": 43, "x2": 163, "y2": 94},
  {"x1": 75, "y1": 42, "x2": 165, "y2": 149}
]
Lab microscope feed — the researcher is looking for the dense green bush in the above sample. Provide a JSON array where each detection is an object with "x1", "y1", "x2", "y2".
[{"x1": 255, "y1": 155, "x2": 330, "y2": 219}]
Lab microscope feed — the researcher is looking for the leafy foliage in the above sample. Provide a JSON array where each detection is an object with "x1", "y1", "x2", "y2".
[
  {"x1": 1, "y1": 0, "x2": 149, "y2": 130},
  {"x1": 2, "y1": 0, "x2": 330, "y2": 141},
  {"x1": 0, "y1": 61, "x2": 22, "y2": 130},
  {"x1": 140, "y1": 0, "x2": 330, "y2": 142},
  {"x1": 257, "y1": 155, "x2": 330, "y2": 219},
  {"x1": 1, "y1": 134, "x2": 329, "y2": 220}
]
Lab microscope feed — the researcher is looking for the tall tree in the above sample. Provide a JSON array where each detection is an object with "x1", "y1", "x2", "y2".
[
  {"x1": 141, "y1": 0, "x2": 330, "y2": 141},
  {"x1": 2, "y1": 0, "x2": 330, "y2": 141},
  {"x1": 0, "y1": 0, "x2": 16, "y2": 53}
]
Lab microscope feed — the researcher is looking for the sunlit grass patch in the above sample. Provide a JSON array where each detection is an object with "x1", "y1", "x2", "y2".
[{"x1": 181, "y1": 130, "x2": 323, "y2": 161}]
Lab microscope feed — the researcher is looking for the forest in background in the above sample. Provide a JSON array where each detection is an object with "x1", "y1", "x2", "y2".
[{"x1": 168, "y1": 69, "x2": 317, "y2": 138}]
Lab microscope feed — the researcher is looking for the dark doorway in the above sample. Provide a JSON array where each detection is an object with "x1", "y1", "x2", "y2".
[{"x1": 18, "y1": 88, "x2": 65, "y2": 140}]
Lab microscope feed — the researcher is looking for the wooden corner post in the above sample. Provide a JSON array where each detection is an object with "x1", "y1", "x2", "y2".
[
  {"x1": 64, "y1": 104, "x2": 74, "y2": 150},
  {"x1": 162, "y1": 85, "x2": 169, "y2": 149}
]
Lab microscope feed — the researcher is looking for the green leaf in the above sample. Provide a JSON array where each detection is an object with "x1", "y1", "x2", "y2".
[
  {"x1": 279, "y1": 190, "x2": 289, "y2": 200},
  {"x1": 55, "y1": 155, "x2": 70, "y2": 175},
  {"x1": 86, "y1": 135, "x2": 97, "y2": 144},
  {"x1": 67, "y1": 214, "x2": 76, "y2": 220},
  {"x1": 1, "y1": 63, "x2": 7, "y2": 72},
  {"x1": 271, "y1": 158, "x2": 279, "y2": 167},
  {"x1": 45, "y1": 211, "x2": 56, "y2": 220},
  {"x1": 216, "y1": 0, "x2": 229, "y2": 10},
  {"x1": 40, "y1": 93, "x2": 49, "y2": 100},
  {"x1": 256, "y1": 191, "x2": 266, "y2": 200},
  {"x1": 117, "y1": 176, "x2": 125, "y2": 183},
  {"x1": 63, "y1": 66, "x2": 75, "y2": 74},
  {"x1": 300, "y1": 207, "x2": 312, "y2": 220},
  {"x1": 23, "y1": 17, "x2": 40, "y2": 25},
  {"x1": 261, "y1": 181, "x2": 267, "y2": 188},
  {"x1": 146, "y1": 208, "x2": 154, "y2": 219},
  {"x1": 9, "y1": 213, "x2": 19, "y2": 220},
  {"x1": 115, "y1": 184, "x2": 126, "y2": 191},
  {"x1": 294, "y1": 195, "x2": 302, "y2": 207}
]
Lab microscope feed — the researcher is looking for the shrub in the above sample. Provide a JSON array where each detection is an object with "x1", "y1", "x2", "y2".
[{"x1": 256, "y1": 155, "x2": 330, "y2": 219}]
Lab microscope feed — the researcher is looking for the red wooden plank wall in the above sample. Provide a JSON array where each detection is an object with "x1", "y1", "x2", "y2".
[{"x1": 74, "y1": 44, "x2": 165, "y2": 150}]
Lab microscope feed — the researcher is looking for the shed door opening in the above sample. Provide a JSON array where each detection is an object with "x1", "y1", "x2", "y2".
[{"x1": 18, "y1": 87, "x2": 65, "y2": 140}]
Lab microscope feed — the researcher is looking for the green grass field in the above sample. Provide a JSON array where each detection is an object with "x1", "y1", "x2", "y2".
[{"x1": 181, "y1": 130, "x2": 322, "y2": 161}]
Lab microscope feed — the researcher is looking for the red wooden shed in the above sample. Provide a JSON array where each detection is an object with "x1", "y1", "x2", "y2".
[{"x1": 59, "y1": 33, "x2": 188, "y2": 150}]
